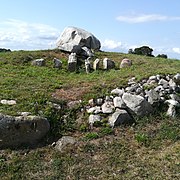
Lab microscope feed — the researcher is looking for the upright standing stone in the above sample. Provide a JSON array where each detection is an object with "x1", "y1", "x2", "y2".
[
  {"x1": 93, "y1": 58, "x2": 100, "y2": 70},
  {"x1": 85, "y1": 57, "x2": 91, "y2": 74},
  {"x1": 103, "y1": 58, "x2": 115, "y2": 70},
  {"x1": 68, "y1": 53, "x2": 77, "y2": 72}
]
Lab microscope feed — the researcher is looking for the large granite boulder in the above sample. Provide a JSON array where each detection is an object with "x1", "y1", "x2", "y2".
[
  {"x1": 0, "y1": 114, "x2": 50, "y2": 148},
  {"x1": 56, "y1": 27, "x2": 101, "y2": 54}
]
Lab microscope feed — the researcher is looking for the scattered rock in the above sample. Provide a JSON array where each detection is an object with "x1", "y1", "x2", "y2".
[
  {"x1": 120, "y1": 58, "x2": 132, "y2": 68},
  {"x1": 108, "y1": 109, "x2": 134, "y2": 127},
  {"x1": 31, "y1": 58, "x2": 45, "y2": 66},
  {"x1": 165, "y1": 99, "x2": 180, "y2": 117},
  {"x1": 101, "y1": 102, "x2": 114, "y2": 114},
  {"x1": 173, "y1": 73, "x2": 180, "y2": 85},
  {"x1": 89, "y1": 114, "x2": 102, "y2": 127},
  {"x1": 111, "y1": 88, "x2": 124, "y2": 96},
  {"x1": 55, "y1": 136, "x2": 76, "y2": 152},
  {"x1": 113, "y1": 97, "x2": 126, "y2": 108},
  {"x1": 53, "y1": 58, "x2": 62, "y2": 69},
  {"x1": 147, "y1": 89, "x2": 161, "y2": 106},
  {"x1": 1, "y1": 99, "x2": 16, "y2": 105}
]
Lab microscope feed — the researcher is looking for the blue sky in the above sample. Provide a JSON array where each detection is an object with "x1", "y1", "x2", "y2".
[{"x1": 1, "y1": 0, "x2": 180, "y2": 59}]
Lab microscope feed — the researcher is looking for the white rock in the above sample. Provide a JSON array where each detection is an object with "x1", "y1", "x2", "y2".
[
  {"x1": 111, "y1": 88, "x2": 124, "y2": 96},
  {"x1": 113, "y1": 97, "x2": 126, "y2": 108},
  {"x1": 1, "y1": 100, "x2": 16, "y2": 105},
  {"x1": 56, "y1": 26, "x2": 101, "y2": 52},
  {"x1": 101, "y1": 102, "x2": 114, "y2": 114},
  {"x1": 88, "y1": 114, "x2": 102, "y2": 126}
]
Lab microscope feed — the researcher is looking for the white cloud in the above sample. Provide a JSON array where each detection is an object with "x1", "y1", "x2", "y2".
[
  {"x1": 102, "y1": 39, "x2": 124, "y2": 50},
  {"x1": 116, "y1": 13, "x2": 180, "y2": 23},
  {"x1": 0, "y1": 19, "x2": 60, "y2": 50},
  {"x1": 172, "y1": 47, "x2": 180, "y2": 54}
]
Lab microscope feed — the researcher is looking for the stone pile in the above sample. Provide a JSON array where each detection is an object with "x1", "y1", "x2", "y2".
[{"x1": 86, "y1": 73, "x2": 180, "y2": 127}]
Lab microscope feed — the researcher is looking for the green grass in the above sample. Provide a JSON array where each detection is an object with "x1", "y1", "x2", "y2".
[{"x1": 0, "y1": 49, "x2": 180, "y2": 179}]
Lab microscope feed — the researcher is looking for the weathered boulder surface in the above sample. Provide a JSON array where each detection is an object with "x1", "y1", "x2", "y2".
[
  {"x1": 0, "y1": 114, "x2": 50, "y2": 148},
  {"x1": 56, "y1": 27, "x2": 101, "y2": 53},
  {"x1": 122, "y1": 93, "x2": 153, "y2": 116}
]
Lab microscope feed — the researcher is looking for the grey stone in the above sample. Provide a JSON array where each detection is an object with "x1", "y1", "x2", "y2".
[
  {"x1": 122, "y1": 93, "x2": 153, "y2": 116},
  {"x1": 101, "y1": 102, "x2": 114, "y2": 114},
  {"x1": 165, "y1": 99, "x2": 180, "y2": 117},
  {"x1": 158, "y1": 79, "x2": 169, "y2": 88},
  {"x1": 55, "y1": 136, "x2": 76, "y2": 152},
  {"x1": 88, "y1": 114, "x2": 102, "y2": 126},
  {"x1": 82, "y1": 47, "x2": 94, "y2": 57},
  {"x1": 68, "y1": 53, "x2": 77, "y2": 72},
  {"x1": 85, "y1": 58, "x2": 91, "y2": 74},
  {"x1": 96, "y1": 98, "x2": 104, "y2": 106},
  {"x1": 32, "y1": 58, "x2": 45, "y2": 66},
  {"x1": 56, "y1": 26, "x2": 101, "y2": 52},
  {"x1": 103, "y1": 58, "x2": 115, "y2": 70},
  {"x1": 113, "y1": 97, "x2": 126, "y2": 108},
  {"x1": 111, "y1": 88, "x2": 124, "y2": 97},
  {"x1": 170, "y1": 94, "x2": 180, "y2": 102},
  {"x1": 149, "y1": 75, "x2": 157, "y2": 81},
  {"x1": 173, "y1": 73, "x2": 180, "y2": 85},
  {"x1": 147, "y1": 89, "x2": 161, "y2": 105},
  {"x1": 120, "y1": 58, "x2": 132, "y2": 68},
  {"x1": 108, "y1": 109, "x2": 133, "y2": 127},
  {"x1": 87, "y1": 106, "x2": 101, "y2": 114},
  {"x1": 53, "y1": 58, "x2": 62, "y2": 69},
  {"x1": 0, "y1": 114, "x2": 50, "y2": 148}
]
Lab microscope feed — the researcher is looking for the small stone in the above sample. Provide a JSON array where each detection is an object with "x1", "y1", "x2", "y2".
[
  {"x1": 55, "y1": 136, "x2": 76, "y2": 152},
  {"x1": 1, "y1": 99, "x2": 16, "y2": 105},
  {"x1": 31, "y1": 58, "x2": 45, "y2": 66},
  {"x1": 53, "y1": 58, "x2": 62, "y2": 69},
  {"x1": 88, "y1": 114, "x2": 102, "y2": 126},
  {"x1": 113, "y1": 97, "x2": 126, "y2": 108},
  {"x1": 102, "y1": 102, "x2": 114, "y2": 114},
  {"x1": 111, "y1": 88, "x2": 124, "y2": 97}
]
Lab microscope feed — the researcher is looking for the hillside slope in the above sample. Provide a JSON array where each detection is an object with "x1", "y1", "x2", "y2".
[{"x1": 0, "y1": 50, "x2": 180, "y2": 179}]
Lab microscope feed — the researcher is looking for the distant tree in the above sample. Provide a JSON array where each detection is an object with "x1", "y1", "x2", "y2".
[
  {"x1": 156, "y1": 54, "x2": 168, "y2": 59},
  {"x1": 128, "y1": 48, "x2": 134, "y2": 54},
  {"x1": 0, "y1": 48, "x2": 11, "y2": 53},
  {"x1": 134, "y1": 46, "x2": 153, "y2": 57}
]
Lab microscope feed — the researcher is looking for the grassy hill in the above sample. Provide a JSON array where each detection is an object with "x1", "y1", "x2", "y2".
[{"x1": 0, "y1": 50, "x2": 180, "y2": 179}]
